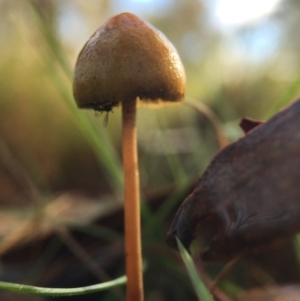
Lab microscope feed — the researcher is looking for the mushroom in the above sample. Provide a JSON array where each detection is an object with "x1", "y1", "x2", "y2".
[{"x1": 73, "y1": 12, "x2": 185, "y2": 301}]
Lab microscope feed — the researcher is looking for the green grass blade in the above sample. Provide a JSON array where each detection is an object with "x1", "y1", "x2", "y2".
[
  {"x1": 21, "y1": 1, "x2": 123, "y2": 193},
  {"x1": 0, "y1": 275, "x2": 126, "y2": 297},
  {"x1": 177, "y1": 238, "x2": 213, "y2": 301},
  {"x1": 265, "y1": 75, "x2": 300, "y2": 119},
  {"x1": 144, "y1": 182, "x2": 191, "y2": 239},
  {"x1": 27, "y1": 0, "x2": 73, "y2": 80}
]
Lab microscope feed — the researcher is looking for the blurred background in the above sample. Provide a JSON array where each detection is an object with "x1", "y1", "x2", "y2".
[{"x1": 0, "y1": 0, "x2": 300, "y2": 300}]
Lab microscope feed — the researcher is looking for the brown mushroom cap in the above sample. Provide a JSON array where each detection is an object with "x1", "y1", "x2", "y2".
[{"x1": 73, "y1": 12, "x2": 186, "y2": 110}]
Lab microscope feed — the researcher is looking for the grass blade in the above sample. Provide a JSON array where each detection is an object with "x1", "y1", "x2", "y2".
[
  {"x1": 177, "y1": 238, "x2": 213, "y2": 301},
  {"x1": 0, "y1": 275, "x2": 126, "y2": 297},
  {"x1": 265, "y1": 75, "x2": 300, "y2": 119}
]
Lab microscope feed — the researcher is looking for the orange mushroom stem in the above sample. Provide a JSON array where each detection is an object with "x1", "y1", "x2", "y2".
[{"x1": 122, "y1": 97, "x2": 142, "y2": 300}]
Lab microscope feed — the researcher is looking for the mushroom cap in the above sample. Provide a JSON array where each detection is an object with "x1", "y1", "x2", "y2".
[{"x1": 73, "y1": 12, "x2": 186, "y2": 110}]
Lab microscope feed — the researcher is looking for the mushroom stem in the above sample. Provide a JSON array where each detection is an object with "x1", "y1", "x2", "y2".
[{"x1": 122, "y1": 97, "x2": 144, "y2": 301}]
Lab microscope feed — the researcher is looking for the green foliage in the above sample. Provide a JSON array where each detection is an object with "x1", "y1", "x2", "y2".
[{"x1": 177, "y1": 238, "x2": 214, "y2": 301}]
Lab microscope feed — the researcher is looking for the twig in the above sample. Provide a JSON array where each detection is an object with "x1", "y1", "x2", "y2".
[
  {"x1": 55, "y1": 226, "x2": 123, "y2": 300},
  {"x1": 184, "y1": 99, "x2": 229, "y2": 149},
  {"x1": 195, "y1": 259, "x2": 233, "y2": 301},
  {"x1": 210, "y1": 254, "x2": 243, "y2": 293}
]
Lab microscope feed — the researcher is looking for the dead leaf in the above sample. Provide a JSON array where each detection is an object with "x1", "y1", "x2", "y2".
[{"x1": 167, "y1": 99, "x2": 300, "y2": 261}]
